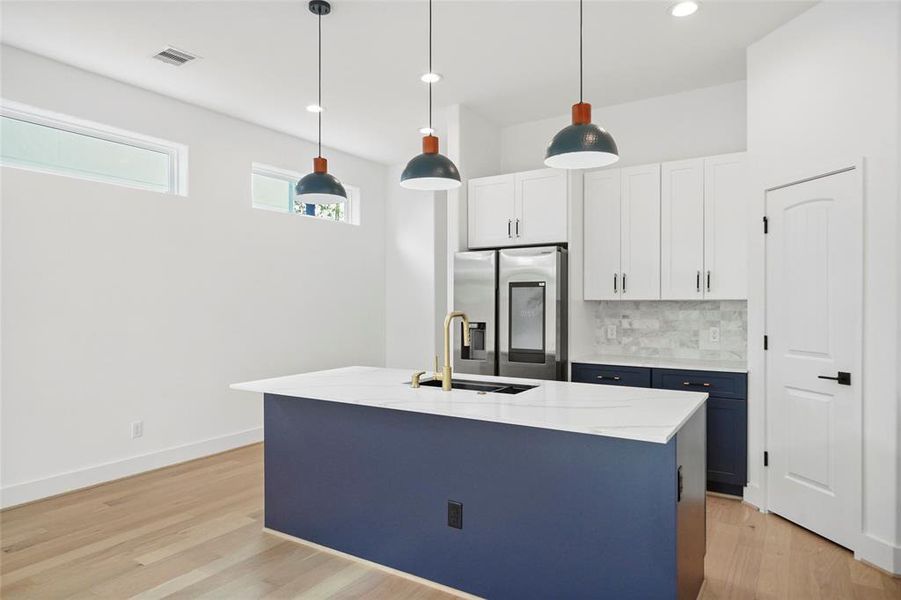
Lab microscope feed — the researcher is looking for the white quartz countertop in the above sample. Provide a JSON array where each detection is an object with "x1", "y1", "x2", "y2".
[
  {"x1": 572, "y1": 354, "x2": 748, "y2": 373},
  {"x1": 231, "y1": 366, "x2": 707, "y2": 445}
]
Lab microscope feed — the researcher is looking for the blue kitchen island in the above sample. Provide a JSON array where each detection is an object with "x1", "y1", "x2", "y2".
[{"x1": 232, "y1": 366, "x2": 707, "y2": 599}]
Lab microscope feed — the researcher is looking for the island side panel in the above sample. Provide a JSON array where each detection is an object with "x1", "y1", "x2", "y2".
[
  {"x1": 676, "y1": 405, "x2": 707, "y2": 600},
  {"x1": 264, "y1": 393, "x2": 680, "y2": 600}
]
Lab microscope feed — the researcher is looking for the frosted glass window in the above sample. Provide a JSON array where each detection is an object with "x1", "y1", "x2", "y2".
[
  {"x1": 0, "y1": 109, "x2": 182, "y2": 194},
  {"x1": 252, "y1": 171, "x2": 293, "y2": 212}
]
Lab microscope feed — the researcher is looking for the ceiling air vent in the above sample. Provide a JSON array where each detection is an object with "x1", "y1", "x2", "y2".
[{"x1": 152, "y1": 47, "x2": 198, "y2": 67}]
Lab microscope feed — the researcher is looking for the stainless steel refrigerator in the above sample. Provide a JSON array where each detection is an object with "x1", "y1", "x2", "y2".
[{"x1": 453, "y1": 246, "x2": 567, "y2": 381}]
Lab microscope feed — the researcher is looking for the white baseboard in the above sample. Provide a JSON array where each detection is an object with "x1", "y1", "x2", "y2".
[
  {"x1": 856, "y1": 532, "x2": 901, "y2": 576},
  {"x1": 0, "y1": 427, "x2": 263, "y2": 509},
  {"x1": 742, "y1": 482, "x2": 766, "y2": 512}
]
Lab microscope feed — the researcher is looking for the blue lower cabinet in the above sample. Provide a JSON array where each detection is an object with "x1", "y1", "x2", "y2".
[
  {"x1": 571, "y1": 363, "x2": 652, "y2": 387},
  {"x1": 705, "y1": 397, "x2": 748, "y2": 495},
  {"x1": 578, "y1": 363, "x2": 748, "y2": 496}
]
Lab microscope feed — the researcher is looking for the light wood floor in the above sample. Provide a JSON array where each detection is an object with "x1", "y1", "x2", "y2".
[{"x1": 2, "y1": 444, "x2": 898, "y2": 599}]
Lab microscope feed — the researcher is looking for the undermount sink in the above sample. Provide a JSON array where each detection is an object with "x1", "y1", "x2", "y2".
[{"x1": 415, "y1": 378, "x2": 537, "y2": 395}]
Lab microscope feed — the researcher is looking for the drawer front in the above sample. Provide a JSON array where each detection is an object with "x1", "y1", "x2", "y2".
[
  {"x1": 652, "y1": 368, "x2": 747, "y2": 399},
  {"x1": 571, "y1": 363, "x2": 652, "y2": 388}
]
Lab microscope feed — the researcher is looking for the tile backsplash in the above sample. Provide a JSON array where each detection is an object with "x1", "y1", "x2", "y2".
[{"x1": 594, "y1": 300, "x2": 747, "y2": 361}]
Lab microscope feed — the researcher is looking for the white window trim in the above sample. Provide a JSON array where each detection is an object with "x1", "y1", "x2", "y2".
[
  {"x1": 0, "y1": 99, "x2": 188, "y2": 196},
  {"x1": 251, "y1": 161, "x2": 360, "y2": 225}
]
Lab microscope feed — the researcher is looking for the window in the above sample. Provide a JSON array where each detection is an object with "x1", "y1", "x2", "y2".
[
  {"x1": 0, "y1": 101, "x2": 186, "y2": 195},
  {"x1": 251, "y1": 163, "x2": 359, "y2": 224}
]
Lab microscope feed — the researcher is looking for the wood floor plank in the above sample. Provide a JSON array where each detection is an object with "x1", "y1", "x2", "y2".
[{"x1": 1, "y1": 443, "x2": 897, "y2": 600}]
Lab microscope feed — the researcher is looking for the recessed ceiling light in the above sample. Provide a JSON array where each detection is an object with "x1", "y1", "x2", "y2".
[
  {"x1": 420, "y1": 72, "x2": 442, "y2": 83},
  {"x1": 419, "y1": 127, "x2": 435, "y2": 135},
  {"x1": 306, "y1": 104, "x2": 324, "y2": 113},
  {"x1": 670, "y1": 1, "x2": 699, "y2": 17}
]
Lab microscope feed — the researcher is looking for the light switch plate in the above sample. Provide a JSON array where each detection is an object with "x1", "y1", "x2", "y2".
[
  {"x1": 709, "y1": 327, "x2": 720, "y2": 343},
  {"x1": 606, "y1": 325, "x2": 617, "y2": 340},
  {"x1": 131, "y1": 421, "x2": 144, "y2": 439}
]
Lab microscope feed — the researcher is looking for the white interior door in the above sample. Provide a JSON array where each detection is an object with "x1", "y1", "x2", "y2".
[
  {"x1": 514, "y1": 168, "x2": 568, "y2": 245},
  {"x1": 583, "y1": 169, "x2": 621, "y2": 300},
  {"x1": 765, "y1": 167, "x2": 862, "y2": 551},
  {"x1": 468, "y1": 174, "x2": 515, "y2": 249},
  {"x1": 704, "y1": 153, "x2": 749, "y2": 299},
  {"x1": 661, "y1": 159, "x2": 704, "y2": 299},
  {"x1": 620, "y1": 164, "x2": 661, "y2": 300}
]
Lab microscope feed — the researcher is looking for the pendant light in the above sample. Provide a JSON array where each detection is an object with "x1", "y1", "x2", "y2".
[
  {"x1": 544, "y1": 0, "x2": 619, "y2": 170},
  {"x1": 296, "y1": 0, "x2": 347, "y2": 204},
  {"x1": 400, "y1": 0, "x2": 461, "y2": 191}
]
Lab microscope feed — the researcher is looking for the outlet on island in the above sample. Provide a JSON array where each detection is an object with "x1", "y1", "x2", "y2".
[{"x1": 447, "y1": 500, "x2": 463, "y2": 529}]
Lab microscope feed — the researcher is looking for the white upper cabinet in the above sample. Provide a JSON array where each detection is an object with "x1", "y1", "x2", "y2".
[
  {"x1": 468, "y1": 168, "x2": 567, "y2": 248},
  {"x1": 583, "y1": 165, "x2": 661, "y2": 301},
  {"x1": 515, "y1": 168, "x2": 568, "y2": 245},
  {"x1": 703, "y1": 153, "x2": 748, "y2": 299},
  {"x1": 659, "y1": 152, "x2": 748, "y2": 300},
  {"x1": 661, "y1": 159, "x2": 705, "y2": 299},
  {"x1": 468, "y1": 174, "x2": 516, "y2": 249},
  {"x1": 620, "y1": 165, "x2": 661, "y2": 300},
  {"x1": 584, "y1": 169, "x2": 621, "y2": 300}
]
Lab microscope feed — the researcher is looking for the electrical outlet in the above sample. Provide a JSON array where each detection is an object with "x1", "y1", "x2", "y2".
[
  {"x1": 709, "y1": 327, "x2": 720, "y2": 343},
  {"x1": 447, "y1": 500, "x2": 462, "y2": 529},
  {"x1": 606, "y1": 324, "x2": 617, "y2": 340},
  {"x1": 131, "y1": 420, "x2": 144, "y2": 439}
]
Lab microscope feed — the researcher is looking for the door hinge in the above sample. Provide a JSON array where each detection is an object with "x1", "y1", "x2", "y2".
[
  {"x1": 763, "y1": 216, "x2": 769, "y2": 234},
  {"x1": 764, "y1": 451, "x2": 769, "y2": 467},
  {"x1": 764, "y1": 335, "x2": 768, "y2": 350}
]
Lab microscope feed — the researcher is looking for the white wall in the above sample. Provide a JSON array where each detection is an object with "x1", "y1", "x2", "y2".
[
  {"x1": 384, "y1": 163, "x2": 443, "y2": 370},
  {"x1": 500, "y1": 81, "x2": 747, "y2": 173},
  {"x1": 0, "y1": 46, "x2": 388, "y2": 507},
  {"x1": 747, "y1": 1, "x2": 901, "y2": 574}
]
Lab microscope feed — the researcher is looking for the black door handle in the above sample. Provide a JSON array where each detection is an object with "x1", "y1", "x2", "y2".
[{"x1": 818, "y1": 371, "x2": 851, "y2": 385}]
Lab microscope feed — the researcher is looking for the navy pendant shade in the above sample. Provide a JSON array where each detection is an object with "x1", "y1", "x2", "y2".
[
  {"x1": 545, "y1": 0, "x2": 619, "y2": 170},
  {"x1": 399, "y1": 0, "x2": 461, "y2": 191},
  {"x1": 545, "y1": 105, "x2": 619, "y2": 169},
  {"x1": 297, "y1": 157, "x2": 347, "y2": 204},
  {"x1": 297, "y1": 0, "x2": 347, "y2": 205},
  {"x1": 400, "y1": 135, "x2": 461, "y2": 191}
]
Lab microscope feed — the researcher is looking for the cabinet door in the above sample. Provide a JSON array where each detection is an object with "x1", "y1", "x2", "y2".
[
  {"x1": 620, "y1": 164, "x2": 661, "y2": 300},
  {"x1": 661, "y1": 159, "x2": 704, "y2": 300},
  {"x1": 514, "y1": 168, "x2": 568, "y2": 245},
  {"x1": 703, "y1": 153, "x2": 748, "y2": 299},
  {"x1": 468, "y1": 174, "x2": 515, "y2": 249},
  {"x1": 706, "y1": 396, "x2": 748, "y2": 490},
  {"x1": 583, "y1": 169, "x2": 621, "y2": 300}
]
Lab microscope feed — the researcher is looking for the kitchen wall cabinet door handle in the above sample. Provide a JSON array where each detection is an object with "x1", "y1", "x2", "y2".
[
  {"x1": 613, "y1": 273, "x2": 618, "y2": 293},
  {"x1": 507, "y1": 219, "x2": 512, "y2": 238},
  {"x1": 706, "y1": 270, "x2": 711, "y2": 292},
  {"x1": 696, "y1": 270, "x2": 701, "y2": 293},
  {"x1": 622, "y1": 273, "x2": 627, "y2": 293},
  {"x1": 514, "y1": 218, "x2": 520, "y2": 237},
  {"x1": 597, "y1": 375, "x2": 621, "y2": 381},
  {"x1": 818, "y1": 371, "x2": 851, "y2": 385},
  {"x1": 682, "y1": 381, "x2": 712, "y2": 387}
]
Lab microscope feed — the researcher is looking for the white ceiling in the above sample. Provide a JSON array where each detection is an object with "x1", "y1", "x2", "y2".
[{"x1": 1, "y1": 0, "x2": 812, "y2": 164}]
